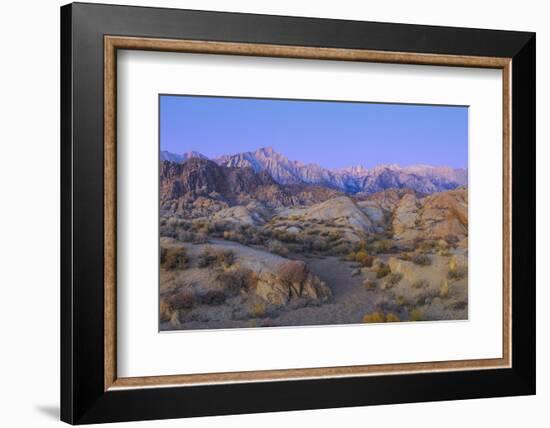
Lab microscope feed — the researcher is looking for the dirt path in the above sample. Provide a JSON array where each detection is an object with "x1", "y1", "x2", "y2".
[{"x1": 273, "y1": 256, "x2": 382, "y2": 326}]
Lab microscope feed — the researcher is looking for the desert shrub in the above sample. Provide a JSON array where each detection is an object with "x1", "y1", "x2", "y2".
[
  {"x1": 176, "y1": 219, "x2": 193, "y2": 230},
  {"x1": 312, "y1": 238, "x2": 329, "y2": 252},
  {"x1": 395, "y1": 294, "x2": 406, "y2": 306},
  {"x1": 375, "y1": 263, "x2": 391, "y2": 278},
  {"x1": 444, "y1": 234, "x2": 459, "y2": 246},
  {"x1": 342, "y1": 251, "x2": 357, "y2": 262},
  {"x1": 355, "y1": 251, "x2": 374, "y2": 267},
  {"x1": 385, "y1": 312, "x2": 400, "y2": 322},
  {"x1": 267, "y1": 240, "x2": 289, "y2": 256},
  {"x1": 192, "y1": 233, "x2": 209, "y2": 244},
  {"x1": 412, "y1": 279, "x2": 429, "y2": 289},
  {"x1": 245, "y1": 229, "x2": 263, "y2": 245},
  {"x1": 415, "y1": 291, "x2": 433, "y2": 306},
  {"x1": 197, "y1": 247, "x2": 235, "y2": 268},
  {"x1": 362, "y1": 311, "x2": 385, "y2": 323},
  {"x1": 223, "y1": 230, "x2": 239, "y2": 241},
  {"x1": 331, "y1": 242, "x2": 352, "y2": 255},
  {"x1": 409, "y1": 308, "x2": 425, "y2": 321},
  {"x1": 417, "y1": 239, "x2": 438, "y2": 253},
  {"x1": 250, "y1": 302, "x2": 267, "y2": 318},
  {"x1": 159, "y1": 224, "x2": 177, "y2": 238},
  {"x1": 447, "y1": 257, "x2": 467, "y2": 280},
  {"x1": 450, "y1": 301, "x2": 467, "y2": 311},
  {"x1": 161, "y1": 247, "x2": 188, "y2": 270},
  {"x1": 439, "y1": 279, "x2": 450, "y2": 299},
  {"x1": 197, "y1": 247, "x2": 217, "y2": 267},
  {"x1": 363, "y1": 279, "x2": 377, "y2": 290},
  {"x1": 399, "y1": 252, "x2": 413, "y2": 261},
  {"x1": 168, "y1": 291, "x2": 195, "y2": 309},
  {"x1": 199, "y1": 289, "x2": 226, "y2": 305},
  {"x1": 385, "y1": 272, "x2": 403, "y2": 287},
  {"x1": 177, "y1": 229, "x2": 197, "y2": 243},
  {"x1": 159, "y1": 298, "x2": 175, "y2": 323},
  {"x1": 277, "y1": 260, "x2": 308, "y2": 284},
  {"x1": 216, "y1": 249, "x2": 235, "y2": 267},
  {"x1": 412, "y1": 253, "x2": 431, "y2": 266},
  {"x1": 352, "y1": 241, "x2": 367, "y2": 252},
  {"x1": 217, "y1": 266, "x2": 256, "y2": 295},
  {"x1": 280, "y1": 231, "x2": 298, "y2": 243},
  {"x1": 374, "y1": 239, "x2": 395, "y2": 253},
  {"x1": 328, "y1": 230, "x2": 342, "y2": 241}
]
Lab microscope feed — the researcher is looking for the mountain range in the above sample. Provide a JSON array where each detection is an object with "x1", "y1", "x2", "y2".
[{"x1": 161, "y1": 147, "x2": 467, "y2": 195}]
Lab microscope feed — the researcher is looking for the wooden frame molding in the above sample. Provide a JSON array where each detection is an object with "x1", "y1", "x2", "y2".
[{"x1": 104, "y1": 35, "x2": 512, "y2": 391}]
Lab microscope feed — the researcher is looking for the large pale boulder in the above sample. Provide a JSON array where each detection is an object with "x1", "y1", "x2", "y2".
[
  {"x1": 392, "y1": 194, "x2": 420, "y2": 240},
  {"x1": 420, "y1": 188, "x2": 468, "y2": 239},
  {"x1": 303, "y1": 196, "x2": 375, "y2": 233},
  {"x1": 254, "y1": 262, "x2": 331, "y2": 305},
  {"x1": 213, "y1": 205, "x2": 265, "y2": 225},
  {"x1": 392, "y1": 187, "x2": 468, "y2": 241}
]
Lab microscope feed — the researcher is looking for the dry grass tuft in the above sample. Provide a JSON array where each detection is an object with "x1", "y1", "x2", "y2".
[
  {"x1": 409, "y1": 308, "x2": 425, "y2": 321},
  {"x1": 375, "y1": 263, "x2": 391, "y2": 278},
  {"x1": 447, "y1": 257, "x2": 467, "y2": 280},
  {"x1": 412, "y1": 253, "x2": 431, "y2": 266},
  {"x1": 412, "y1": 279, "x2": 429, "y2": 289},
  {"x1": 250, "y1": 302, "x2": 267, "y2": 318},
  {"x1": 217, "y1": 265, "x2": 257, "y2": 295},
  {"x1": 197, "y1": 247, "x2": 235, "y2": 268},
  {"x1": 385, "y1": 312, "x2": 400, "y2": 322},
  {"x1": 161, "y1": 247, "x2": 189, "y2": 270},
  {"x1": 363, "y1": 311, "x2": 401, "y2": 323},
  {"x1": 354, "y1": 251, "x2": 374, "y2": 267},
  {"x1": 439, "y1": 279, "x2": 450, "y2": 299},
  {"x1": 362, "y1": 311, "x2": 385, "y2": 323},
  {"x1": 385, "y1": 272, "x2": 403, "y2": 287},
  {"x1": 363, "y1": 279, "x2": 377, "y2": 290}
]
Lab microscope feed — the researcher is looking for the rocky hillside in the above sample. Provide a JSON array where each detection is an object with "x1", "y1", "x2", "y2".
[
  {"x1": 162, "y1": 147, "x2": 467, "y2": 195},
  {"x1": 391, "y1": 187, "x2": 468, "y2": 242},
  {"x1": 160, "y1": 158, "x2": 341, "y2": 211}
]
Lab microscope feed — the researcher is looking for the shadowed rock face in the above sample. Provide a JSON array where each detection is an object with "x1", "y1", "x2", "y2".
[
  {"x1": 160, "y1": 158, "x2": 343, "y2": 211},
  {"x1": 160, "y1": 158, "x2": 284, "y2": 204}
]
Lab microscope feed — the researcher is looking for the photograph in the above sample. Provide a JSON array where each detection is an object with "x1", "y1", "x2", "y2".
[{"x1": 159, "y1": 95, "x2": 469, "y2": 331}]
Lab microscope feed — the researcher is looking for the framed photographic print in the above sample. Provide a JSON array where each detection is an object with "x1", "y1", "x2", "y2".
[{"x1": 61, "y1": 2, "x2": 536, "y2": 424}]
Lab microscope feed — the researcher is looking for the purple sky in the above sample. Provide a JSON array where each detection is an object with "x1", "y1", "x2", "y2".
[{"x1": 160, "y1": 95, "x2": 468, "y2": 169}]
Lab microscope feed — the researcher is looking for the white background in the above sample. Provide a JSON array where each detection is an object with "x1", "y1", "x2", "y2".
[
  {"x1": 118, "y1": 51, "x2": 503, "y2": 377},
  {"x1": 0, "y1": 0, "x2": 546, "y2": 427}
]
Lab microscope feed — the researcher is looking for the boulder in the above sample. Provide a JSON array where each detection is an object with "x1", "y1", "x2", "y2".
[
  {"x1": 392, "y1": 194, "x2": 420, "y2": 240},
  {"x1": 303, "y1": 196, "x2": 375, "y2": 233}
]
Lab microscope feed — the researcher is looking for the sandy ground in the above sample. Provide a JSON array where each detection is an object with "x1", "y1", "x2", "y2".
[{"x1": 272, "y1": 256, "x2": 382, "y2": 326}]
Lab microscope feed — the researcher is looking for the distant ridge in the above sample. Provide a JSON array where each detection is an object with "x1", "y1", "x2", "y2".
[
  {"x1": 160, "y1": 150, "x2": 207, "y2": 162},
  {"x1": 160, "y1": 147, "x2": 467, "y2": 195}
]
